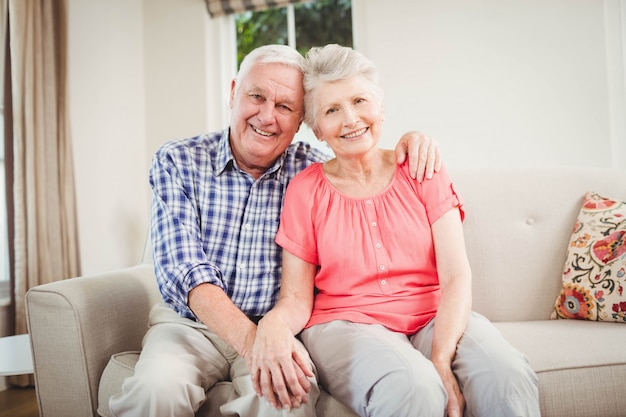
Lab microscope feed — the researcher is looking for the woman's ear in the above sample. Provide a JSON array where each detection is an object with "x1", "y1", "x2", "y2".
[{"x1": 313, "y1": 126, "x2": 324, "y2": 141}]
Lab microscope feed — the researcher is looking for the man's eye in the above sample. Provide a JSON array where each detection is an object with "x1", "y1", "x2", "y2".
[
  {"x1": 325, "y1": 107, "x2": 337, "y2": 115},
  {"x1": 249, "y1": 94, "x2": 264, "y2": 103}
]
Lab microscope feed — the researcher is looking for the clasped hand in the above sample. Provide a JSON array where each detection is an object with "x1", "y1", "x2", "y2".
[
  {"x1": 433, "y1": 361, "x2": 466, "y2": 417},
  {"x1": 247, "y1": 316, "x2": 314, "y2": 410}
]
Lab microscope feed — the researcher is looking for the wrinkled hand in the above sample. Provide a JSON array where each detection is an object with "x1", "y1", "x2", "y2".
[
  {"x1": 395, "y1": 131, "x2": 442, "y2": 182},
  {"x1": 248, "y1": 316, "x2": 314, "y2": 410},
  {"x1": 433, "y1": 361, "x2": 465, "y2": 417}
]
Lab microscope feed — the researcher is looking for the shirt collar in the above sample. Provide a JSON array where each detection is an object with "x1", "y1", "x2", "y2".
[
  {"x1": 215, "y1": 127, "x2": 286, "y2": 178},
  {"x1": 215, "y1": 128, "x2": 235, "y2": 176}
]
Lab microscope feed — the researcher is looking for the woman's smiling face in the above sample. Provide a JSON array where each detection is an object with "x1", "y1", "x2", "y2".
[{"x1": 312, "y1": 75, "x2": 384, "y2": 159}]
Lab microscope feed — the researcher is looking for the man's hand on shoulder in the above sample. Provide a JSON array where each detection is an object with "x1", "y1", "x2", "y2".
[{"x1": 394, "y1": 131, "x2": 442, "y2": 182}]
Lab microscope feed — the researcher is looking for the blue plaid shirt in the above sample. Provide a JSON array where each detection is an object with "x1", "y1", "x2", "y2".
[{"x1": 149, "y1": 128, "x2": 330, "y2": 320}]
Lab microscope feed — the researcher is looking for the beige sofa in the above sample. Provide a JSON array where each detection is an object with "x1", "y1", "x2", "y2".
[{"x1": 26, "y1": 166, "x2": 626, "y2": 417}]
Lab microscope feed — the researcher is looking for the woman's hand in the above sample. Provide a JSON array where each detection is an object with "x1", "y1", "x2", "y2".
[
  {"x1": 433, "y1": 361, "x2": 465, "y2": 417},
  {"x1": 248, "y1": 314, "x2": 314, "y2": 410}
]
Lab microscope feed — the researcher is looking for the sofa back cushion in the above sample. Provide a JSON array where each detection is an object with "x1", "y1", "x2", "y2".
[{"x1": 450, "y1": 167, "x2": 626, "y2": 322}]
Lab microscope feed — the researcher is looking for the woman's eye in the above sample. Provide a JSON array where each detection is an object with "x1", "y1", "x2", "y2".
[{"x1": 277, "y1": 104, "x2": 293, "y2": 114}]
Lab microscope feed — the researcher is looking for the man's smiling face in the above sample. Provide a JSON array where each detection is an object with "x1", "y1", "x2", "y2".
[{"x1": 229, "y1": 62, "x2": 304, "y2": 178}]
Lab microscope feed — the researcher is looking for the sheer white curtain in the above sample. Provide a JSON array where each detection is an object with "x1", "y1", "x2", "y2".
[{"x1": 8, "y1": 0, "x2": 80, "y2": 385}]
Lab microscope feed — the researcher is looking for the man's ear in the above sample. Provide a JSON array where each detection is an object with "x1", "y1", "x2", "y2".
[
  {"x1": 296, "y1": 119, "x2": 303, "y2": 133},
  {"x1": 229, "y1": 79, "x2": 236, "y2": 108}
]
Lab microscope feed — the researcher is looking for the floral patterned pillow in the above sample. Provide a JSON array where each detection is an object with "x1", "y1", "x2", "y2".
[{"x1": 551, "y1": 191, "x2": 626, "y2": 323}]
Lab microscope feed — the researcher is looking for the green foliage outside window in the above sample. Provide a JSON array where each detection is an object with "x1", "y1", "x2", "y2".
[{"x1": 235, "y1": 0, "x2": 353, "y2": 67}]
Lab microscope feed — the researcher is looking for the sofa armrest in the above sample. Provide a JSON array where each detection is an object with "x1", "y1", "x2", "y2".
[{"x1": 26, "y1": 264, "x2": 159, "y2": 417}]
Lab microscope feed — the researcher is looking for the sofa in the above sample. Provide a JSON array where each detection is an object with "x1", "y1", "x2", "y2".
[{"x1": 26, "y1": 166, "x2": 626, "y2": 417}]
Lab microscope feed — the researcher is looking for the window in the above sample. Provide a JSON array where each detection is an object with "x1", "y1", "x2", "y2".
[
  {"x1": 234, "y1": 0, "x2": 352, "y2": 149},
  {"x1": 235, "y1": 0, "x2": 352, "y2": 67}
]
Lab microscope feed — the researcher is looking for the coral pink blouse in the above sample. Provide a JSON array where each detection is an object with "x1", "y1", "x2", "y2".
[{"x1": 275, "y1": 162, "x2": 464, "y2": 335}]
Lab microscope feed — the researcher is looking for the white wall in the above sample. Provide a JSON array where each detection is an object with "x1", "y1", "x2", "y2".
[
  {"x1": 65, "y1": 0, "x2": 626, "y2": 277},
  {"x1": 143, "y1": 0, "x2": 227, "y2": 158},
  {"x1": 68, "y1": 0, "x2": 149, "y2": 274},
  {"x1": 353, "y1": 0, "x2": 626, "y2": 169}
]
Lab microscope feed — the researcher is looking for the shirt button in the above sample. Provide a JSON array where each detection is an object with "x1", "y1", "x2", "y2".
[
  {"x1": 375, "y1": 243, "x2": 382, "y2": 249},
  {"x1": 239, "y1": 264, "x2": 246, "y2": 270},
  {"x1": 244, "y1": 223, "x2": 251, "y2": 230},
  {"x1": 366, "y1": 200, "x2": 372, "y2": 205},
  {"x1": 379, "y1": 265, "x2": 386, "y2": 271},
  {"x1": 371, "y1": 222, "x2": 377, "y2": 227},
  {"x1": 380, "y1": 279, "x2": 387, "y2": 285}
]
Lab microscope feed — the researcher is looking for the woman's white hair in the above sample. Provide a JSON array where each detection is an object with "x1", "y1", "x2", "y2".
[
  {"x1": 235, "y1": 44, "x2": 306, "y2": 95},
  {"x1": 303, "y1": 44, "x2": 383, "y2": 129}
]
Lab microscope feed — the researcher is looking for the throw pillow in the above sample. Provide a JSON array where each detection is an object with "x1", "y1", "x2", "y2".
[{"x1": 551, "y1": 191, "x2": 626, "y2": 323}]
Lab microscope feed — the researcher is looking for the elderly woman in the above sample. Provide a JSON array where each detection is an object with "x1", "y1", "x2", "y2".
[{"x1": 251, "y1": 44, "x2": 540, "y2": 417}]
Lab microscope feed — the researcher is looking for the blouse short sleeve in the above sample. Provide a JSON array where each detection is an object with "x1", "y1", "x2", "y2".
[
  {"x1": 412, "y1": 163, "x2": 465, "y2": 225},
  {"x1": 275, "y1": 164, "x2": 322, "y2": 265}
]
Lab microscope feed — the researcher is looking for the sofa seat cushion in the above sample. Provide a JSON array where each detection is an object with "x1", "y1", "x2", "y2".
[
  {"x1": 97, "y1": 352, "x2": 357, "y2": 417},
  {"x1": 495, "y1": 320, "x2": 626, "y2": 417}
]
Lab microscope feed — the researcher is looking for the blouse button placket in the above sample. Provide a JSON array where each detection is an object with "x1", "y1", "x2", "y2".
[{"x1": 364, "y1": 199, "x2": 391, "y2": 293}]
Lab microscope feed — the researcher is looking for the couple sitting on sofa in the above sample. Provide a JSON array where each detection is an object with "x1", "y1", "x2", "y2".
[{"x1": 103, "y1": 44, "x2": 540, "y2": 417}]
